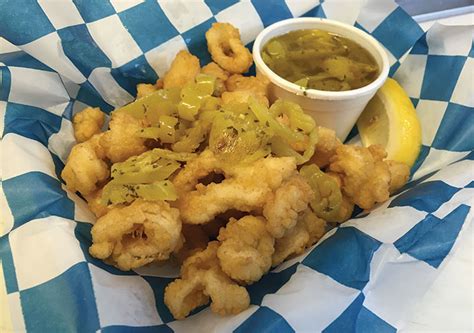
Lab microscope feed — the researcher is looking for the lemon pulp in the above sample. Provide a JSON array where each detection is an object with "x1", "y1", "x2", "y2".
[{"x1": 357, "y1": 78, "x2": 421, "y2": 167}]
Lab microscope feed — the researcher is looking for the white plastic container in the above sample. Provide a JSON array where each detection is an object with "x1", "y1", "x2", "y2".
[{"x1": 253, "y1": 18, "x2": 390, "y2": 141}]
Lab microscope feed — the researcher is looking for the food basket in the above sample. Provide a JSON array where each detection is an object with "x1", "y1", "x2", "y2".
[{"x1": 0, "y1": 0, "x2": 472, "y2": 332}]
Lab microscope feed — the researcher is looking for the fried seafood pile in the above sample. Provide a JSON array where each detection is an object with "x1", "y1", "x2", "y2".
[{"x1": 61, "y1": 23, "x2": 410, "y2": 319}]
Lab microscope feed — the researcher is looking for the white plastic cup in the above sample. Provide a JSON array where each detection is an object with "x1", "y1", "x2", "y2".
[{"x1": 253, "y1": 18, "x2": 389, "y2": 141}]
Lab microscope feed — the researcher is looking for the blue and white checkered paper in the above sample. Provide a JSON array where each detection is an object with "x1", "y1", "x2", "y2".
[{"x1": 1, "y1": 1, "x2": 473, "y2": 332}]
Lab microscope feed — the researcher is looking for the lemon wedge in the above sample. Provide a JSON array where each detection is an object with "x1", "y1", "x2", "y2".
[{"x1": 357, "y1": 78, "x2": 421, "y2": 167}]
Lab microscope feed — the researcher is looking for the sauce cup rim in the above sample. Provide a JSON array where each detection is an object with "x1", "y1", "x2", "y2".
[{"x1": 252, "y1": 17, "x2": 390, "y2": 101}]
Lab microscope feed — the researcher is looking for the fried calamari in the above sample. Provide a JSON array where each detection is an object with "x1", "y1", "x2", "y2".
[
  {"x1": 221, "y1": 74, "x2": 270, "y2": 106},
  {"x1": 100, "y1": 112, "x2": 148, "y2": 163},
  {"x1": 206, "y1": 23, "x2": 253, "y2": 74},
  {"x1": 263, "y1": 175, "x2": 314, "y2": 238},
  {"x1": 221, "y1": 90, "x2": 269, "y2": 107},
  {"x1": 272, "y1": 210, "x2": 326, "y2": 266},
  {"x1": 174, "y1": 151, "x2": 297, "y2": 224},
  {"x1": 163, "y1": 50, "x2": 200, "y2": 89},
  {"x1": 61, "y1": 134, "x2": 109, "y2": 196},
  {"x1": 84, "y1": 188, "x2": 112, "y2": 218},
  {"x1": 136, "y1": 83, "x2": 159, "y2": 99},
  {"x1": 89, "y1": 200, "x2": 181, "y2": 271},
  {"x1": 386, "y1": 160, "x2": 410, "y2": 193},
  {"x1": 72, "y1": 107, "x2": 105, "y2": 143},
  {"x1": 60, "y1": 21, "x2": 414, "y2": 322},
  {"x1": 217, "y1": 216, "x2": 274, "y2": 284},
  {"x1": 329, "y1": 144, "x2": 409, "y2": 210},
  {"x1": 309, "y1": 126, "x2": 342, "y2": 168},
  {"x1": 164, "y1": 242, "x2": 250, "y2": 319}
]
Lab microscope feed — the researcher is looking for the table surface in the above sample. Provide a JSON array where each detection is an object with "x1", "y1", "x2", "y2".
[{"x1": 0, "y1": 11, "x2": 473, "y2": 333}]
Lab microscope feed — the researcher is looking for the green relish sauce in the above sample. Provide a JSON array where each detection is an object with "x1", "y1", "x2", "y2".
[{"x1": 262, "y1": 29, "x2": 379, "y2": 91}]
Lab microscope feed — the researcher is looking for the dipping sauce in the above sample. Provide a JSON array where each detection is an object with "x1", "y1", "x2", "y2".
[{"x1": 261, "y1": 29, "x2": 379, "y2": 91}]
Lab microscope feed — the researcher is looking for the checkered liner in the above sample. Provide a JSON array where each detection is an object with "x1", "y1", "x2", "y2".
[{"x1": 0, "y1": 0, "x2": 472, "y2": 332}]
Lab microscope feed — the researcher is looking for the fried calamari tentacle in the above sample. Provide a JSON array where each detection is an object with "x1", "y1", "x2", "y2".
[
  {"x1": 89, "y1": 200, "x2": 182, "y2": 271},
  {"x1": 164, "y1": 242, "x2": 250, "y2": 319},
  {"x1": 100, "y1": 112, "x2": 148, "y2": 163},
  {"x1": 328, "y1": 144, "x2": 392, "y2": 210},
  {"x1": 272, "y1": 209, "x2": 326, "y2": 266},
  {"x1": 61, "y1": 134, "x2": 109, "y2": 196},
  {"x1": 217, "y1": 216, "x2": 274, "y2": 284},
  {"x1": 174, "y1": 151, "x2": 298, "y2": 224},
  {"x1": 263, "y1": 175, "x2": 314, "y2": 238},
  {"x1": 206, "y1": 23, "x2": 252, "y2": 74},
  {"x1": 73, "y1": 107, "x2": 105, "y2": 143},
  {"x1": 164, "y1": 275, "x2": 209, "y2": 319},
  {"x1": 309, "y1": 126, "x2": 342, "y2": 168},
  {"x1": 386, "y1": 160, "x2": 410, "y2": 193},
  {"x1": 163, "y1": 50, "x2": 200, "y2": 89}
]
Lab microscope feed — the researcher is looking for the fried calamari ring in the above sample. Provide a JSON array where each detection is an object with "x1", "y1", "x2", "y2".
[
  {"x1": 173, "y1": 151, "x2": 298, "y2": 224},
  {"x1": 89, "y1": 199, "x2": 182, "y2": 271},
  {"x1": 205, "y1": 23, "x2": 252, "y2": 74},
  {"x1": 164, "y1": 241, "x2": 250, "y2": 319}
]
